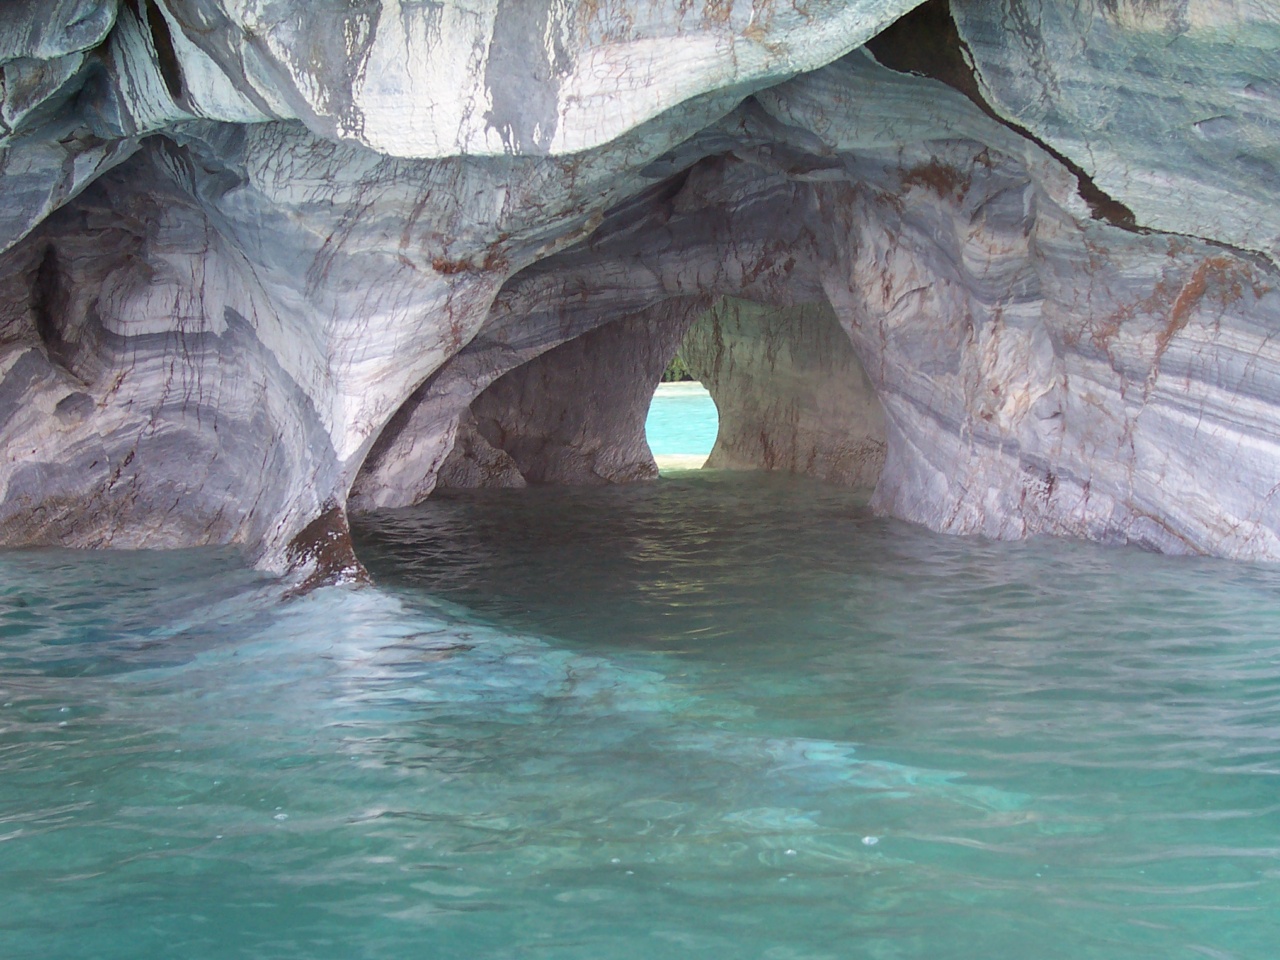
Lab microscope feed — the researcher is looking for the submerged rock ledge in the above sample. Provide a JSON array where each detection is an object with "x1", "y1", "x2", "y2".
[{"x1": 2, "y1": 0, "x2": 1280, "y2": 581}]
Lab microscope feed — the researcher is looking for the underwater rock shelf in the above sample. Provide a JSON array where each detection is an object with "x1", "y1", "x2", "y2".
[{"x1": 3, "y1": 0, "x2": 1280, "y2": 581}]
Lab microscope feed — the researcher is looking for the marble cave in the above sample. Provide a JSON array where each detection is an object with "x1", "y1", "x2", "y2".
[
  {"x1": 5, "y1": 4, "x2": 1280, "y2": 957},
  {"x1": 4, "y1": 0, "x2": 1279, "y2": 580}
]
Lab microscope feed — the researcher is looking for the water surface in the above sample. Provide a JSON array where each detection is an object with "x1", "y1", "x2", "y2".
[{"x1": 3, "y1": 473, "x2": 1280, "y2": 957}]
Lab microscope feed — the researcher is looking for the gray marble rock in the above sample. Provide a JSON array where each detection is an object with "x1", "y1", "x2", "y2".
[
  {"x1": 2, "y1": 0, "x2": 1280, "y2": 582},
  {"x1": 952, "y1": 0, "x2": 1280, "y2": 262},
  {"x1": 682, "y1": 299, "x2": 887, "y2": 487},
  {"x1": 435, "y1": 409, "x2": 526, "y2": 490},
  {"x1": 0, "y1": 107, "x2": 726, "y2": 571},
  {"x1": 460, "y1": 306, "x2": 695, "y2": 486},
  {"x1": 148, "y1": 0, "x2": 916, "y2": 157}
]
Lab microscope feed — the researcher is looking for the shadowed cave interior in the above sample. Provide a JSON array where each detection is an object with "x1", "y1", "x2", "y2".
[{"x1": 398, "y1": 293, "x2": 884, "y2": 497}]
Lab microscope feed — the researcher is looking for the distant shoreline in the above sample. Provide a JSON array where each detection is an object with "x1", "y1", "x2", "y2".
[{"x1": 654, "y1": 381, "x2": 711, "y2": 395}]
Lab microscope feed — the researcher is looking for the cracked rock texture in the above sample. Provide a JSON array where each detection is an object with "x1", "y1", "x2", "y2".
[
  {"x1": 2, "y1": 0, "x2": 1280, "y2": 578},
  {"x1": 953, "y1": 0, "x2": 1280, "y2": 262}
]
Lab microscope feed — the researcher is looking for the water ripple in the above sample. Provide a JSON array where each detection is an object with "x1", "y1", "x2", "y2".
[{"x1": 1, "y1": 474, "x2": 1279, "y2": 957}]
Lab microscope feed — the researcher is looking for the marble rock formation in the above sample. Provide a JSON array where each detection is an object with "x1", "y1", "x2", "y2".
[
  {"x1": 2, "y1": 0, "x2": 1280, "y2": 582},
  {"x1": 440, "y1": 308, "x2": 694, "y2": 488},
  {"x1": 681, "y1": 298, "x2": 887, "y2": 488}
]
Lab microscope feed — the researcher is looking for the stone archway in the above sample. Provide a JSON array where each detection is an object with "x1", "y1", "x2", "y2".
[
  {"x1": 4, "y1": 1, "x2": 1280, "y2": 581},
  {"x1": 436, "y1": 306, "x2": 698, "y2": 489},
  {"x1": 351, "y1": 45, "x2": 1280, "y2": 564}
]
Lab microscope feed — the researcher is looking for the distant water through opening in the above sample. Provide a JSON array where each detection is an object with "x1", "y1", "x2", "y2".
[
  {"x1": 3, "y1": 472, "x2": 1280, "y2": 958},
  {"x1": 645, "y1": 380, "x2": 718, "y2": 471}
]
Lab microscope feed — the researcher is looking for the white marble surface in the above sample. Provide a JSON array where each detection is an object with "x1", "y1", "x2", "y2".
[{"x1": 2, "y1": 0, "x2": 1280, "y2": 581}]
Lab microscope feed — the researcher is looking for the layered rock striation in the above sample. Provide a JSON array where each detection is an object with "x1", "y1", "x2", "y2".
[
  {"x1": 2, "y1": 0, "x2": 1280, "y2": 580},
  {"x1": 439, "y1": 307, "x2": 695, "y2": 488}
]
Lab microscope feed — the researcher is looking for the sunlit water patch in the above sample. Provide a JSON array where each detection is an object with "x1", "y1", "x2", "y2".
[
  {"x1": 3, "y1": 472, "x2": 1280, "y2": 958},
  {"x1": 645, "y1": 381, "x2": 718, "y2": 470}
]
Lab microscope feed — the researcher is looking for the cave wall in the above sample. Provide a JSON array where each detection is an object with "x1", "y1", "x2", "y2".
[
  {"x1": 681, "y1": 299, "x2": 886, "y2": 488},
  {"x1": 2, "y1": 0, "x2": 1280, "y2": 578},
  {"x1": 0, "y1": 1, "x2": 918, "y2": 579},
  {"x1": 434, "y1": 410, "x2": 527, "y2": 491},
  {"x1": 829, "y1": 137, "x2": 1280, "y2": 558},
  {"x1": 390, "y1": 46, "x2": 1280, "y2": 560},
  {"x1": 446, "y1": 306, "x2": 696, "y2": 487},
  {"x1": 953, "y1": 0, "x2": 1280, "y2": 262}
]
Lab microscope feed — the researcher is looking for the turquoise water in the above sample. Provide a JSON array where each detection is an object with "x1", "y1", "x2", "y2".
[
  {"x1": 645, "y1": 381, "x2": 719, "y2": 458},
  {"x1": 0, "y1": 383, "x2": 1277, "y2": 958}
]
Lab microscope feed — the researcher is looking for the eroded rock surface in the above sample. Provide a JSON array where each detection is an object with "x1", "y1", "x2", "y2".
[
  {"x1": 454, "y1": 307, "x2": 694, "y2": 487},
  {"x1": 682, "y1": 299, "x2": 887, "y2": 487},
  {"x1": 953, "y1": 0, "x2": 1280, "y2": 262},
  {"x1": 2, "y1": 0, "x2": 1280, "y2": 579},
  {"x1": 435, "y1": 410, "x2": 526, "y2": 491}
]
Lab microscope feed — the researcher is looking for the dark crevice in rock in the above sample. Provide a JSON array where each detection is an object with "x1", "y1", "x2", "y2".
[
  {"x1": 32, "y1": 246, "x2": 64, "y2": 351},
  {"x1": 31, "y1": 245, "x2": 75, "y2": 372},
  {"x1": 586, "y1": 165, "x2": 696, "y2": 250},
  {"x1": 865, "y1": 0, "x2": 1138, "y2": 231},
  {"x1": 1185, "y1": 233, "x2": 1280, "y2": 274},
  {"x1": 140, "y1": 0, "x2": 186, "y2": 104},
  {"x1": 284, "y1": 503, "x2": 370, "y2": 596}
]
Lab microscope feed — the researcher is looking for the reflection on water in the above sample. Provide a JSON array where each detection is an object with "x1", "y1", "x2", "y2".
[{"x1": 2, "y1": 472, "x2": 1280, "y2": 958}]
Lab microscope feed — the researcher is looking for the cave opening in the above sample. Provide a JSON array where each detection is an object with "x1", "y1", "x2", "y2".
[
  {"x1": 396, "y1": 289, "x2": 889, "y2": 500},
  {"x1": 644, "y1": 337, "x2": 719, "y2": 473}
]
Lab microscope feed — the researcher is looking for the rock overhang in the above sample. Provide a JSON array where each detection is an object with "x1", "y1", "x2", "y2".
[{"x1": 1, "y1": 0, "x2": 1279, "y2": 585}]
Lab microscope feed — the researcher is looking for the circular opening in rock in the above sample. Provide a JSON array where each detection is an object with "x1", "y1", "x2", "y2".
[{"x1": 645, "y1": 355, "x2": 719, "y2": 472}]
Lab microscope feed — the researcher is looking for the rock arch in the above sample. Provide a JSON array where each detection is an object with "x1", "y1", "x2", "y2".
[{"x1": 2, "y1": 1, "x2": 1280, "y2": 584}]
